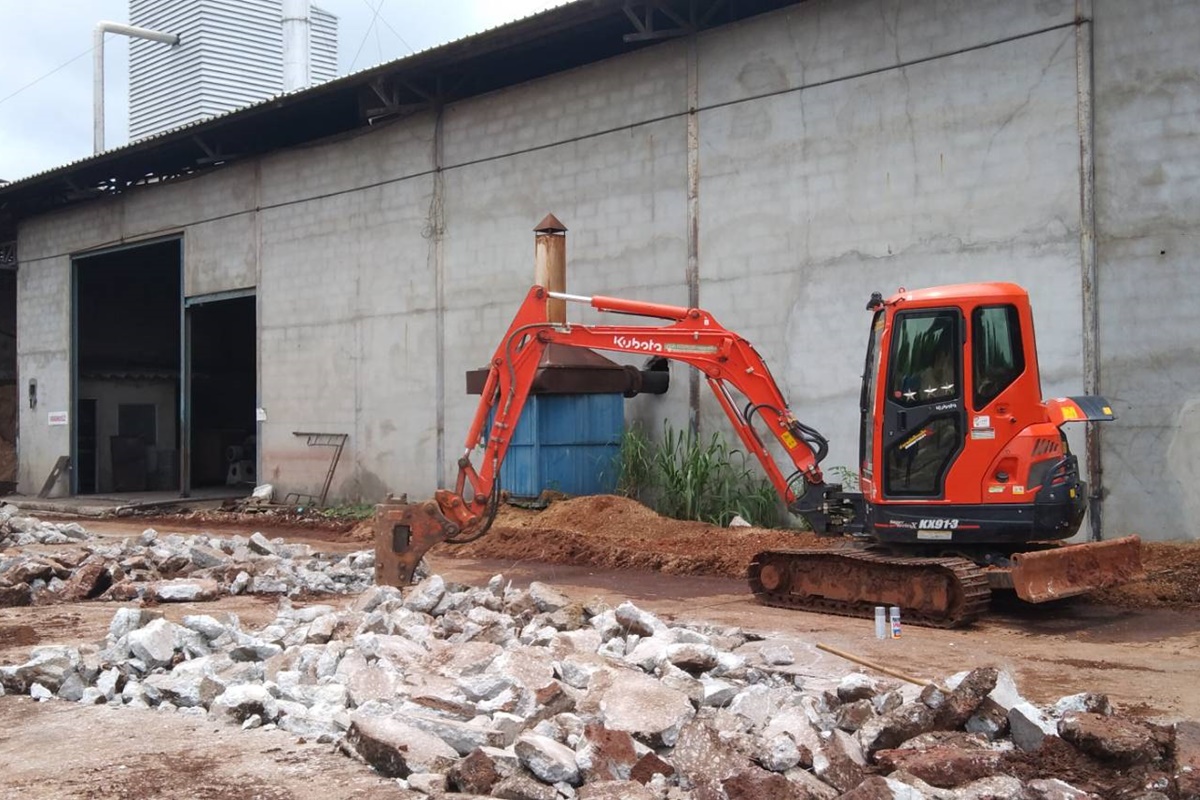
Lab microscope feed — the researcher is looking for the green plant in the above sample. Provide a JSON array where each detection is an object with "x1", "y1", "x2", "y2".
[
  {"x1": 616, "y1": 421, "x2": 781, "y2": 528},
  {"x1": 614, "y1": 422, "x2": 655, "y2": 502},
  {"x1": 318, "y1": 502, "x2": 375, "y2": 521},
  {"x1": 828, "y1": 465, "x2": 861, "y2": 492}
]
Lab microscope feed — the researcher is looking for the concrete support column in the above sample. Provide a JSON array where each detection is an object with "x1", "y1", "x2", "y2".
[
  {"x1": 686, "y1": 35, "x2": 701, "y2": 435},
  {"x1": 430, "y1": 107, "x2": 447, "y2": 488},
  {"x1": 1075, "y1": 0, "x2": 1102, "y2": 540}
]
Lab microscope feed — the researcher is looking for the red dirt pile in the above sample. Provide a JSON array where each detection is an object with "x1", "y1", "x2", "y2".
[
  {"x1": 1089, "y1": 540, "x2": 1200, "y2": 608},
  {"x1": 433, "y1": 494, "x2": 837, "y2": 578},
  {"x1": 356, "y1": 494, "x2": 1200, "y2": 609}
]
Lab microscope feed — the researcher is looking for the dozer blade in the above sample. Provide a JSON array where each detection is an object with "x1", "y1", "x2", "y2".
[
  {"x1": 373, "y1": 495, "x2": 461, "y2": 587},
  {"x1": 1008, "y1": 535, "x2": 1144, "y2": 603}
]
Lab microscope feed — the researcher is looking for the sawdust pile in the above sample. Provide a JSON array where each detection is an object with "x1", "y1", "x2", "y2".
[{"x1": 433, "y1": 494, "x2": 835, "y2": 578}]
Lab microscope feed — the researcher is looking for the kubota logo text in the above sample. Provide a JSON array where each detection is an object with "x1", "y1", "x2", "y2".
[{"x1": 613, "y1": 336, "x2": 663, "y2": 352}]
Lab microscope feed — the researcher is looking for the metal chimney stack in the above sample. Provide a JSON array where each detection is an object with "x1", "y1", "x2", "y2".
[{"x1": 282, "y1": 0, "x2": 312, "y2": 93}]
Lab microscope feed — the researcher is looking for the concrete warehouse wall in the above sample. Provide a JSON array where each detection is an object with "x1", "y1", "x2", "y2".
[
  {"x1": 1092, "y1": 0, "x2": 1200, "y2": 541},
  {"x1": 13, "y1": 0, "x2": 1198, "y2": 541}
]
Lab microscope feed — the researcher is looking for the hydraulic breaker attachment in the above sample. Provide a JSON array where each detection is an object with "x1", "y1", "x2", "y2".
[
  {"x1": 374, "y1": 494, "x2": 462, "y2": 587},
  {"x1": 1001, "y1": 535, "x2": 1144, "y2": 603}
]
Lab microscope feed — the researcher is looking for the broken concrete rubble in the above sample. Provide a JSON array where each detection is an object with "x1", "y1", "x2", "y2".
[
  {"x1": 0, "y1": 553, "x2": 1192, "y2": 799},
  {"x1": 0, "y1": 512, "x2": 375, "y2": 607}
]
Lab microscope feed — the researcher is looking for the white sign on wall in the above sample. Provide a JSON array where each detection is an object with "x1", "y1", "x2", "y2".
[{"x1": 48, "y1": 411, "x2": 68, "y2": 426}]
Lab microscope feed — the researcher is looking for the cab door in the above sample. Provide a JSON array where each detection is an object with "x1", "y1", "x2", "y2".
[{"x1": 880, "y1": 308, "x2": 966, "y2": 499}]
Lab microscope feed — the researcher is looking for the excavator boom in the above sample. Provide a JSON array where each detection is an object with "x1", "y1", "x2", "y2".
[{"x1": 376, "y1": 285, "x2": 834, "y2": 587}]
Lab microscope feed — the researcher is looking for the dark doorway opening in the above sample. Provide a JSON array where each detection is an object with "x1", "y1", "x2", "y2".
[
  {"x1": 187, "y1": 295, "x2": 256, "y2": 490},
  {"x1": 73, "y1": 239, "x2": 181, "y2": 494}
]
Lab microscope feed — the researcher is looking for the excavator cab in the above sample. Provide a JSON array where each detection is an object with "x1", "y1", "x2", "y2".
[{"x1": 856, "y1": 283, "x2": 1106, "y2": 545}]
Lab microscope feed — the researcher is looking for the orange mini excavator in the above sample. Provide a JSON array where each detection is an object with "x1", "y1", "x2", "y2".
[{"x1": 373, "y1": 282, "x2": 1142, "y2": 626}]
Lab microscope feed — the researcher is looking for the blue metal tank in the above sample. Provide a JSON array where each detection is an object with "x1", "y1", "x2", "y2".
[
  {"x1": 467, "y1": 343, "x2": 668, "y2": 500},
  {"x1": 499, "y1": 392, "x2": 624, "y2": 499}
]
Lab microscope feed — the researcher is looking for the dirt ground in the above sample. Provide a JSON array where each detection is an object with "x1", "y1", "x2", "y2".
[
  {"x1": 1, "y1": 498, "x2": 1197, "y2": 797},
  {"x1": 430, "y1": 495, "x2": 1200, "y2": 609}
]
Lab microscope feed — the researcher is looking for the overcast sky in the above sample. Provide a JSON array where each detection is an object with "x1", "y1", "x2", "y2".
[{"x1": 0, "y1": 0, "x2": 561, "y2": 182}]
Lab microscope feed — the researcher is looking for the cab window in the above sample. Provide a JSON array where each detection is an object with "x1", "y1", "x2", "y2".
[
  {"x1": 972, "y1": 305, "x2": 1024, "y2": 409},
  {"x1": 889, "y1": 311, "x2": 959, "y2": 407}
]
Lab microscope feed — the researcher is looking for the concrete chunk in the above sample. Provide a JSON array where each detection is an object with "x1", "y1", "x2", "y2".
[
  {"x1": 613, "y1": 601, "x2": 662, "y2": 637},
  {"x1": 126, "y1": 618, "x2": 184, "y2": 670},
  {"x1": 247, "y1": 532, "x2": 277, "y2": 556},
  {"x1": 875, "y1": 746, "x2": 1005, "y2": 789},
  {"x1": 576, "y1": 723, "x2": 639, "y2": 783},
  {"x1": 671, "y1": 718, "x2": 752, "y2": 797},
  {"x1": 576, "y1": 780, "x2": 657, "y2": 800},
  {"x1": 953, "y1": 775, "x2": 1026, "y2": 799},
  {"x1": 402, "y1": 712, "x2": 506, "y2": 756},
  {"x1": 835, "y1": 775, "x2": 929, "y2": 799},
  {"x1": 598, "y1": 671, "x2": 693, "y2": 746},
  {"x1": 811, "y1": 729, "x2": 866, "y2": 793},
  {"x1": 491, "y1": 773, "x2": 558, "y2": 800},
  {"x1": 150, "y1": 578, "x2": 221, "y2": 603},
  {"x1": 858, "y1": 702, "x2": 936, "y2": 755},
  {"x1": 1058, "y1": 712, "x2": 1163, "y2": 766},
  {"x1": 934, "y1": 666, "x2": 997, "y2": 729},
  {"x1": 405, "y1": 575, "x2": 446, "y2": 614},
  {"x1": 211, "y1": 684, "x2": 278, "y2": 724},
  {"x1": 1175, "y1": 721, "x2": 1200, "y2": 800},
  {"x1": 528, "y1": 581, "x2": 571, "y2": 612},
  {"x1": 181, "y1": 614, "x2": 229, "y2": 641},
  {"x1": 838, "y1": 673, "x2": 878, "y2": 703},
  {"x1": 1025, "y1": 778, "x2": 1094, "y2": 799},
  {"x1": 759, "y1": 644, "x2": 795, "y2": 666},
  {"x1": 1052, "y1": 692, "x2": 1112, "y2": 718},
  {"x1": 515, "y1": 732, "x2": 581, "y2": 785},
  {"x1": 760, "y1": 733, "x2": 802, "y2": 772},
  {"x1": 664, "y1": 642, "x2": 719, "y2": 673},
  {"x1": 835, "y1": 699, "x2": 876, "y2": 733},
  {"x1": 447, "y1": 748, "x2": 502, "y2": 795},
  {"x1": 345, "y1": 713, "x2": 459, "y2": 778},
  {"x1": 1008, "y1": 702, "x2": 1058, "y2": 752}
]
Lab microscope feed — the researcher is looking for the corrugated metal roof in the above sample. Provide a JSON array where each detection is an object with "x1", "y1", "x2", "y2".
[{"x1": 0, "y1": 0, "x2": 803, "y2": 224}]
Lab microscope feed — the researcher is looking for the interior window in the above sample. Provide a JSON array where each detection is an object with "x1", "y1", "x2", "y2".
[
  {"x1": 884, "y1": 416, "x2": 961, "y2": 496},
  {"x1": 972, "y1": 305, "x2": 1024, "y2": 409},
  {"x1": 888, "y1": 311, "x2": 959, "y2": 407}
]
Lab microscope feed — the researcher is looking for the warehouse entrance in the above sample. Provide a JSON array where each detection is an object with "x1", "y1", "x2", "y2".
[
  {"x1": 184, "y1": 293, "x2": 257, "y2": 491},
  {"x1": 73, "y1": 239, "x2": 182, "y2": 494}
]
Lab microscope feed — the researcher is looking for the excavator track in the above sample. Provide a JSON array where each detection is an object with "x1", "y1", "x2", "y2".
[{"x1": 748, "y1": 547, "x2": 992, "y2": 628}]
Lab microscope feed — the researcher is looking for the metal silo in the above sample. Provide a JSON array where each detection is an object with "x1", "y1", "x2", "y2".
[{"x1": 128, "y1": 0, "x2": 338, "y2": 141}]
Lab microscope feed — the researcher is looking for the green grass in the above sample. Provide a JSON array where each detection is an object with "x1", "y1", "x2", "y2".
[
  {"x1": 318, "y1": 503, "x2": 375, "y2": 521},
  {"x1": 616, "y1": 421, "x2": 781, "y2": 528}
]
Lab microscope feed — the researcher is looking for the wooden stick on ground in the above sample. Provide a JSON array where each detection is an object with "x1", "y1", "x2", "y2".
[{"x1": 816, "y1": 642, "x2": 948, "y2": 694}]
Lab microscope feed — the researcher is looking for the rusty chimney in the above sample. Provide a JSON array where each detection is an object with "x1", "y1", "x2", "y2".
[{"x1": 534, "y1": 213, "x2": 568, "y2": 324}]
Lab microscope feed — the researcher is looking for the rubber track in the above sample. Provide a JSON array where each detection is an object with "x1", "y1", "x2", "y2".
[{"x1": 747, "y1": 548, "x2": 992, "y2": 628}]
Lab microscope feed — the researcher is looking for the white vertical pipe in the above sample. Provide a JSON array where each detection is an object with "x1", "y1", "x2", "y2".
[
  {"x1": 93, "y1": 21, "x2": 180, "y2": 154},
  {"x1": 94, "y1": 26, "x2": 106, "y2": 155},
  {"x1": 282, "y1": 0, "x2": 311, "y2": 93}
]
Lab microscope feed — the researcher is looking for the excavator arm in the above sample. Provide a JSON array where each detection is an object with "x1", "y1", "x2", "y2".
[{"x1": 374, "y1": 285, "x2": 837, "y2": 586}]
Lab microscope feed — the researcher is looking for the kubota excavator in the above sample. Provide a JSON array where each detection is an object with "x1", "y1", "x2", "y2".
[{"x1": 373, "y1": 282, "x2": 1143, "y2": 627}]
